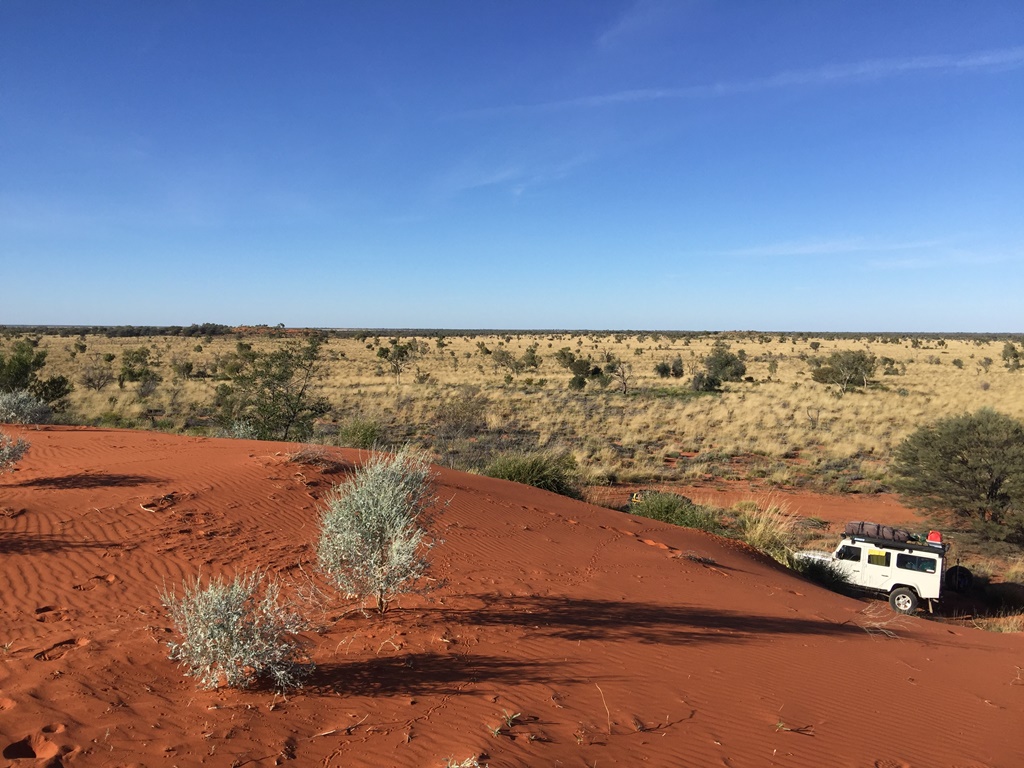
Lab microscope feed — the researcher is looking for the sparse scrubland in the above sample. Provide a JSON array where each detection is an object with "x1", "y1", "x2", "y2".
[
  {"x1": 3, "y1": 327, "x2": 1023, "y2": 580},
  {"x1": 7, "y1": 328, "x2": 1021, "y2": 479}
]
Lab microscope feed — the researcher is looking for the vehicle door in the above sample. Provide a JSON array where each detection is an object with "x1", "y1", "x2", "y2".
[
  {"x1": 860, "y1": 547, "x2": 894, "y2": 591},
  {"x1": 833, "y1": 543, "x2": 864, "y2": 582}
]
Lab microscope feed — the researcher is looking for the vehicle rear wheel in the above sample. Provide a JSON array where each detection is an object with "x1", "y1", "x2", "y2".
[
  {"x1": 944, "y1": 565, "x2": 974, "y2": 592},
  {"x1": 889, "y1": 587, "x2": 919, "y2": 614}
]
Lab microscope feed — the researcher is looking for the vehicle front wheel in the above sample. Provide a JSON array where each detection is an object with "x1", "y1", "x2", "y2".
[{"x1": 889, "y1": 587, "x2": 919, "y2": 614}]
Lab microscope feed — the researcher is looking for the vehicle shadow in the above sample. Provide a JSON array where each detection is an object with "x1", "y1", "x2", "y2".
[
  {"x1": 10, "y1": 473, "x2": 159, "y2": 489},
  {"x1": 310, "y1": 651, "x2": 569, "y2": 697},
  {"x1": 0, "y1": 532, "x2": 114, "y2": 555},
  {"x1": 428, "y1": 594, "x2": 866, "y2": 645}
]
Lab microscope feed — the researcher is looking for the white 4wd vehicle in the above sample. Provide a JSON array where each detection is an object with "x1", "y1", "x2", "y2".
[{"x1": 795, "y1": 523, "x2": 970, "y2": 614}]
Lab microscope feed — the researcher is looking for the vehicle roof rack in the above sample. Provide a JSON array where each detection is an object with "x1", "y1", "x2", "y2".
[{"x1": 846, "y1": 534, "x2": 947, "y2": 554}]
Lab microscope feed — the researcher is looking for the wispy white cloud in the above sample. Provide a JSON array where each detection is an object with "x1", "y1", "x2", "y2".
[
  {"x1": 866, "y1": 250, "x2": 1011, "y2": 270},
  {"x1": 435, "y1": 154, "x2": 593, "y2": 199},
  {"x1": 709, "y1": 236, "x2": 1019, "y2": 271},
  {"x1": 459, "y1": 45, "x2": 1024, "y2": 118},
  {"x1": 714, "y1": 237, "x2": 944, "y2": 259},
  {"x1": 596, "y1": 0, "x2": 682, "y2": 50}
]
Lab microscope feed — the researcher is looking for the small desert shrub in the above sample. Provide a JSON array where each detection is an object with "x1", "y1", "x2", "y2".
[
  {"x1": 737, "y1": 505, "x2": 798, "y2": 564},
  {"x1": 161, "y1": 571, "x2": 310, "y2": 691},
  {"x1": 629, "y1": 493, "x2": 725, "y2": 534},
  {"x1": 337, "y1": 418, "x2": 384, "y2": 449},
  {"x1": 287, "y1": 445, "x2": 346, "y2": 474},
  {"x1": 0, "y1": 390, "x2": 52, "y2": 425},
  {"x1": 434, "y1": 385, "x2": 488, "y2": 440},
  {"x1": 0, "y1": 431, "x2": 30, "y2": 473},
  {"x1": 483, "y1": 450, "x2": 583, "y2": 500},
  {"x1": 317, "y1": 448, "x2": 439, "y2": 614},
  {"x1": 225, "y1": 420, "x2": 259, "y2": 439}
]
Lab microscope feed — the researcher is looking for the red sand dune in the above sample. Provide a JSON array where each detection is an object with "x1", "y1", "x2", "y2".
[{"x1": 1, "y1": 426, "x2": 1021, "y2": 767}]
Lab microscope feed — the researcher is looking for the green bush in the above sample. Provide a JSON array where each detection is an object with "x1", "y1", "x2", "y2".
[
  {"x1": 628, "y1": 492, "x2": 724, "y2": 534},
  {"x1": 483, "y1": 450, "x2": 583, "y2": 500},
  {"x1": 690, "y1": 372, "x2": 721, "y2": 392},
  {"x1": 788, "y1": 554, "x2": 852, "y2": 592},
  {"x1": 161, "y1": 571, "x2": 310, "y2": 691},
  {"x1": 810, "y1": 350, "x2": 876, "y2": 392},
  {"x1": 216, "y1": 336, "x2": 330, "y2": 441},
  {"x1": 704, "y1": 342, "x2": 746, "y2": 382},
  {"x1": 317, "y1": 448, "x2": 439, "y2": 613},
  {"x1": 337, "y1": 418, "x2": 384, "y2": 449},
  {"x1": 892, "y1": 408, "x2": 1024, "y2": 541}
]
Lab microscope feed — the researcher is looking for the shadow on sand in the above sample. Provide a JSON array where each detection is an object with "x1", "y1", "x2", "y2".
[
  {"x1": 426, "y1": 594, "x2": 866, "y2": 645},
  {"x1": 11, "y1": 473, "x2": 159, "y2": 490},
  {"x1": 311, "y1": 651, "x2": 569, "y2": 697}
]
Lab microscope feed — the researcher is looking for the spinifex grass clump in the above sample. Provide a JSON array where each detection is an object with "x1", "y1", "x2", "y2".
[
  {"x1": 316, "y1": 447, "x2": 439, "y2": 614},
  {"x1": 482, "y1": 449, "x2": 583, "y2": 500},
  {"x1": 628, "y1": 492, "x2": 725, "y2": 534},
  {"x1": 737, "y1": 504, "x2": 799, "y2": 564},
  {"x1": 161, "y1": 571, "x2": 310, "y2": 691}
]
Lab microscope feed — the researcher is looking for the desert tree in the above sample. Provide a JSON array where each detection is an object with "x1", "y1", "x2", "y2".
[
  {"x1": 316, "y1": 448, "x2": 440, "y2": 614},
  {"x1": 810, "y1": 350, "x2": 876, "y2": 393},
  {"x1": 605, "y1": 359, "x2": 635, "y2": 394},
  {"x1": 1002, "y1": 341, "x2": 1021, "y2": 371},
  {"x1": 78, "y1": 353, "x2": 116, "y2": 391},
  {"x1": 892, "y1": 408, "x2": 1024, "y2": 540},
  {"x1": 216, "y1": 335, "x2": 330, "y2": 441},
  {"x1": 490, "y1": 347, "x2": 523, "y2": 377},
  {"x1": 0, "y1": 340, "x2": 73, "y2": 406},
  {"x1": 377, "y1": 339, "x2": 418, "y2": 384}
]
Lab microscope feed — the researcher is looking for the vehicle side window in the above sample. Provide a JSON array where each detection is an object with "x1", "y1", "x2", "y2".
[
  {"x1": 867, "y1": 549, "x2": 891, "y2": 567},
  {"x1": 896, "y1": 554, "x2": 937, "y2": 574},
  {"x1": 837, "y1": 545, "x2": 862, "y2": 561}
]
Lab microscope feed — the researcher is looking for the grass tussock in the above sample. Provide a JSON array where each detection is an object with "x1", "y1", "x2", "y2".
[
  {"x1": 483, "y1": 450, "x2": 583, "y2": 500},
  {"x1": 736, "y1": 503, "x2": 800, "y2": 564},
  {"x1": 627, "y1": 492, "x2": 725, "y2": 534},
  {"x1": 971, "y1": 611, "x2": 1024, "y2": 633}
]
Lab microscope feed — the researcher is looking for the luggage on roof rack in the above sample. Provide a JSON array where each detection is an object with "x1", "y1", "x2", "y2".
[{"x1": 844, "y1": 521, "x2": 910, "y2": 543}]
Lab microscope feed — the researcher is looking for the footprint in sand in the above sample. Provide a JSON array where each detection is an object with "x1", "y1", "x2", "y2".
[
  {"x1": 72, "y1": 574, "x2": 118, "y2": 591},
  {"x1": 34, "y1": 606, "x2": 71, "y2": 623},
  {"x1": 2, "y1": 724, "x2": 69, "y2": 762},
  {"x1": 33, "y1": 638, "x2": 88, "y2": 662}
]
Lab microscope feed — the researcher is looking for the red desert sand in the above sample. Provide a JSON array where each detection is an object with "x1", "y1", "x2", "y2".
[{"x1": 1, "y1": 426, "x2": 1021, "y2": 767}]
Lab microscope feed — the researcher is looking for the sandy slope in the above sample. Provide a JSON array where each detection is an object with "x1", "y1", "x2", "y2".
[{"x1": 1, "y1": 427, "x2": 1021, "y2": 768}]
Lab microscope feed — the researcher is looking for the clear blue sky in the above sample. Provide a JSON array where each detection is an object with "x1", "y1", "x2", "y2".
[{"x1": 2, "y1": 1, "x2": 1022, "y2": 331}]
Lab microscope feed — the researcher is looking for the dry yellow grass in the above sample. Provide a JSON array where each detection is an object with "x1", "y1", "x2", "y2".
[{"x1": 7, "y1": 330, "x2": 1023, "y2": 484}]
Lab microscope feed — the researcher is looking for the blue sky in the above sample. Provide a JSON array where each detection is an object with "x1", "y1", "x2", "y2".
[{"x1": 2, "y1": 1, "x2": 1022, "y2": 331}]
